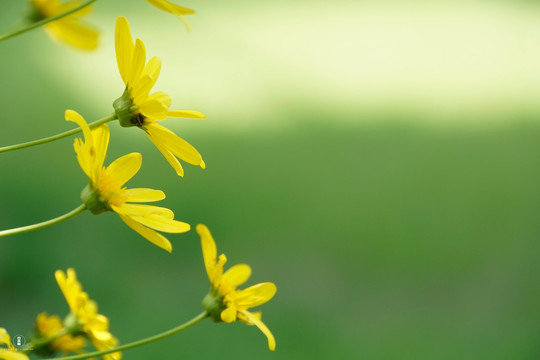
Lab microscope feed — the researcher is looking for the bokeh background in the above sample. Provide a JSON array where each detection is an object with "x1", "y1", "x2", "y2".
[{"x1": 2, "y1": 0, "x2": 540, "y2": 359}]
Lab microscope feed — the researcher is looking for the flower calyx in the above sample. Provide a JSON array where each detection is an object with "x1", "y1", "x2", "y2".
[
  {"x1": 202, "y1": 292, "x2": 226, "y2": 322},
  {"x1": 80, "y1": 184, "x2": 109, "y2": 215},
  {"x1": 113, "y1": 87, "x2": 145, "y2": 128}
]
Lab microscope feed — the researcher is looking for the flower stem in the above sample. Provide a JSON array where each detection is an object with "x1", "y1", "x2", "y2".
[
  {"x1": 0, "y1": 114, "x2": 116, "y2": 153},
  {"x1": 53, "y1": 312, "x2": 209, "y2": 360},
  {"x1": 0, "y1": 204, "x2": 86, "y2": 238},
  {"x1": 0, "y1": 0, "x2": 98, "y2": 43}
]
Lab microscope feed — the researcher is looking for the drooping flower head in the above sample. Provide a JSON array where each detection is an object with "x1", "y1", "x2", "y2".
[
  {"x1": 0, "y1": 328, "x2": 29, "y2": 360},
  {"x1": 68, "y1": 110, "x2": 190, "y2": 252},
  {"x1": 34, "y1": 313, "x2": 86, "y2": 356},
  {"x1": 146, "y1": 0, "x2": 196, "y2": 31},
  {"x1": 197, "y1": 224, "x2": 277, "y2": 351},
  {"x1": 55, "y1": 269, "x2": 121, "y2": 360},
  {"x1": 29, "y1": 0, "x2": 98, "y2": 50},
  {"x1": 113, "y1": 16, "x2": 206, "y2": 178}
]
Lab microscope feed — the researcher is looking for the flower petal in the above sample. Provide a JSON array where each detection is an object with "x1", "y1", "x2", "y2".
[
  {"x1": 44, "y1": 20, "x2": 98, "y2": 50},
  {"x1": 222, "y1": 264, "x2": 252, "y2": 292},
  {"x1": 124, "y1": 188, "x2": 165, "y2": 202},
  {"x1": 146, "y1": 134, "x2": 185, "y2": 177},
  {"x1": 130, "y1": 214, "x2": 190, "y2": 233},
  {"x1": 115, "y1": 16, "x2": 134, "y2": 85},
  {"x1": 146, "y1": 0, "x2": 194, "y2": 31},
  {"x1": 106, "y1": 153, "x2": 142, "y2": 187},
  {"x1": 145, "y1": 123, "x2": 203, "y2": 166},
  {"x1": 119, "y1": 215, "x2": 172, "y2": 252},
  {"x1": 234, "y1": 283, "x2": 277, "y2": 308},
  {"x1": 90, "y1": 125, "x2": 110, "y2": 182},
  {"x1": 166, "y1": 110, "x2": 206, "y2": 119},
  {"x1": 113, "y1": 204, "x2": 174, "y2": 219},
  {"x1": 220, "y1": 304, "x2": 237, "y2": 323},
  {"x1": 196, "y1": 224, "x2": 218, "y2": 284},
  {"x1": 138, "y1": 92, "x2": 171, "y2": 120},
  {"x1": 65, "y1": 109, "x2": 92, "y2": 143},
  {"x1": 127, "y1": 39, "x2": 146, "y2": 86},
  {"x1": 238, "y1": 310, "x2": 276, "y2": 351}
]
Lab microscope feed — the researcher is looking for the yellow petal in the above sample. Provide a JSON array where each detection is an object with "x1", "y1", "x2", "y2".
[
  {"x1": 221, "y1": 264, "x2": 252, "y2": 292},
  {"x1": 138, "y1": 92, "x2": 171, "y2": 120},
  {"x1": 147, "y1": 0, "x2": 195, "y2": 14},
  {"x1": 238, "y1": 310, "x2": 276, "y2": 351},
  {"x1": 124, "y1": 188, "x2": 165, "y2": 202},
  {"x1": 65, "y1": 109, "x2": 92, "y2": 143},
  {"x1": 44, "y1": 20, "x2": 98, "y2": 50},
  {"x1": 119, "y1": 215, "x2": 172, "y2": 252},
  {"x1": 146, "y1": 134, "x2": 185, "y2": 177},
  {"x1": 130, "y1": 214, "x2": 190, "y2": 233},
  {"x1": 106, "y1": 153, "x2": 142, "y2": 187},
  {"x1": 90, "y1": 125, "x2": 110, "y2": 182},
  {"x1": 0, "y1": 348, "x2": 30, "y2": 360},
  {"x1": 220, "y1": 303, "x2": 237, "y2": 323},
  {"x1": 115, "y1": 16, "x2": 134, "y2": 85},
  {"x1": 166, "y1": 110, "x2": 206, "y2": 119},
  {"x1": 146, "y1": 0, "x2": 194, "y2": 31},
  {"x1": 234, "y1": 283, "x2": 277, "y2": 308},
  {"x1": 132, "y1": 57, "x2": 161, "y2": 103},
  {"x1": 127, "y1": 39, "x2": 146, "y2": 86},
  {"x1": 196, "y1": 224, "x2": 218, "y2": 284},
  {"x1": 145, "y1": 123, "x2": 203, "y2": 165},
  {"x1": 112, "y1": 204, "x2": 174, "y2": 219}
]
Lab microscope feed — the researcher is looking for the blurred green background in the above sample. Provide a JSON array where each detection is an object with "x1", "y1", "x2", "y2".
[{"x1": 2, "y1": 0, "x2": 540, "y2": 359}]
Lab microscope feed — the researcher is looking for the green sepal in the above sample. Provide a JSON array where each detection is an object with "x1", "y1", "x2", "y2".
[
  {"x1": 80, "y1": 184, "x2": 109, "y2": 215},
  {"x1": 113, "y1": 87, "x2": 145, "y2": 128},
  {"x1": 202, "y1": 292, "x2": 226, "y2": 322}
]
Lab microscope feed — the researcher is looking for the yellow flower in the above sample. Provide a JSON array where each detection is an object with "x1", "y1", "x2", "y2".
[
  {"x1": 67, "y1": 109, "x2": 190, "y2": 252},
  {"x1": 146, "y1": 0, "x2": 195, "y2": 31},
  {"x1": 55, "y1": 268, "x2": 121, "y2": 360},
  {"x1": 197, "y1": 224, "x2": 277, "y2": 351},
  {"x1": 0, "y1": 328, "x2": 29, "y2": 360},
  {"x1": 34, "y1": 313, "x2": 86, "y2": 355},
  {"x1": 29, "y1": 0, "x2": 98, "y2": 50},
  {"x1": 113, "y1": 16, "x2": 206, "y2": 178}
]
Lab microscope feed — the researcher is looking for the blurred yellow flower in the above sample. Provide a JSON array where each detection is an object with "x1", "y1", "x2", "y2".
[
  {"x1": 146, "y1": 0, "x2": 195, "y2": 31},
  {"x1": 55, "y1": 268, "x2": 121, "y2": 360},
  {"x1": 0, "y1": 328, "x2": 29, "y2": 360},
  {"x1": 114, "y1": 16, "x2": 206, "y2": 178},
  {"x1": 68, "y1": 110, "x2": 190, "y2": 252},
  {"x1": 34, "y1": 313, "x2": 86, "y2": 355},
  {"x1": 29, "y1": 0, "x2": 98, "y2": 50},
  {"x1": 197, "y1": 224, "x2": 277, "y2": 351}
]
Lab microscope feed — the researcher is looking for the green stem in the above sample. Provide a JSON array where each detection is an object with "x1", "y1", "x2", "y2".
[
  {"x1": 54, "y1": 312, "x2": 209, "y2": 360},
  {"x1": 0, "y1": 0, "x2": 98, "y2": 42},
  {"x1": 0, "y1": 114, "x2": 116, "y2": 153},
  {"x1": 0, "y1": 204, "x2": 86, "y2": 238}
]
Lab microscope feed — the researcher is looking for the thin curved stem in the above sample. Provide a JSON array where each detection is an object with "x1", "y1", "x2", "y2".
[
  {"x1": 0, "y1": 204, "x2": 86, "y2": 238},
  {"x1": 0, "y1": 0, "x2": 98, "y2": 42},
  {"x1": 0, "y1": 114, "x2": 116, "y2": 153},
  {"x1": 53, "y1": 312, "x2": 209, "y2": 360}
]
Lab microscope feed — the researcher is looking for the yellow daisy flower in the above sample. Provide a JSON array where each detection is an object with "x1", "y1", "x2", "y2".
[
  {"x1": 55, "y1": 268, "x2": 121, "y2": 360},
  {"x1": 34, "y1": 313, "x2": 87, "y2": 355},
  {"x1": 29, "y1": 0, "x2": 98, "y2": 50},
  {"x1": 67, "y1": 109, "x2": 190, "y2": 252},
  {"x1": 113, "y1": 16, "x2": 206, "y2": 178},
  {"x1": 0, "y1": 328, "x2": 29, "y2": 360},
  {"x1": 197, "y1": 224, "x2": 277, "y2": 351},
  {"x1": 146, "y1": 0, "x2": 195, "y2": 31}
]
